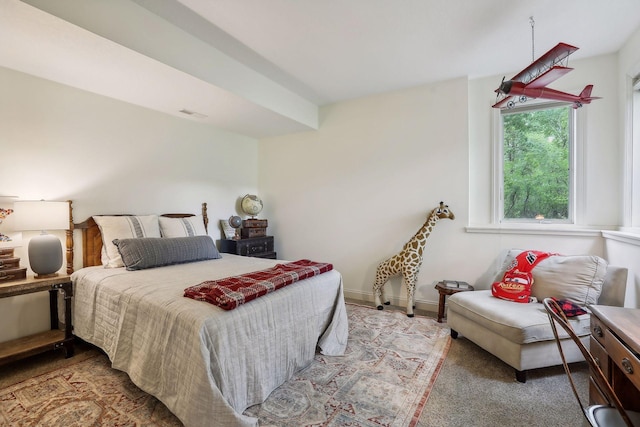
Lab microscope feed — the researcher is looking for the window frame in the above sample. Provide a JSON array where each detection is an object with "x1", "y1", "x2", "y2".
[
  {"x1": 491, "y1": 99, "x2": 584, "y2": 225},
  {"x1": 628, "y1": 76, "x2": 640, "y2": 228}
]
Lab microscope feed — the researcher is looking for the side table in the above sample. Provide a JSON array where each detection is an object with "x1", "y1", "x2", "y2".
[
  {"x1": 0, "y1": 275, "x2": 74, "y2": 365},
  {"x1": 434, "y1": 281, "x2": 474, "y2": 323}
]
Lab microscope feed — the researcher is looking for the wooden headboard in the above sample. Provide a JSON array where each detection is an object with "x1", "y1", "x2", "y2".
[{"x1": 67, "y1": 202, "x2": 208, "y2": 272}]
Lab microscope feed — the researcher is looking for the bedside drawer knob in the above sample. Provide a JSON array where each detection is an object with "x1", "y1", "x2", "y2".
[
  {"x1": 593, "y1": 325, "x2": 603, "y2": 337},
  {"x1": 622, "y1": 358, "x2": 634, "y2": 375},
  {"x1": 594, "y1": 356, "x2": 601, "y2": 368}
]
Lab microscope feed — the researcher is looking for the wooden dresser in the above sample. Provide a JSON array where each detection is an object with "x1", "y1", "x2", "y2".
[{"x1": 589, "y1": 305, "x2": 640, "y2": 410}]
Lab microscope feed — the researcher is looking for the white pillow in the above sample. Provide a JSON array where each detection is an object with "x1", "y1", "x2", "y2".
[
  {"x1": 159, "y1": 215, "x2": 207, "y2": 237},
  {"x1": 530, "y1": 255, "x2": 607, "y2": 306},
  {"x1": 93, "y1": 215, "x2": 161, "y2": 268}
]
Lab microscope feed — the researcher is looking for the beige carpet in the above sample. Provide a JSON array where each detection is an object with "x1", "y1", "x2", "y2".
[
  {"x1": 0, "y1": 302, "x2": 587, "y2": 427},
  {"x1": 420, "y1": 332, "x2": 588, "y2": 427}
]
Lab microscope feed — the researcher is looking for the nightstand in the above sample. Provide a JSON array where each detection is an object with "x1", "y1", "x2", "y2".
[
  {"x1": 219, "y1": 236, "x2": 277, "y2": 259},
  {"x1": 0, "y1": 275, "x2": 74, "y2": 365}
]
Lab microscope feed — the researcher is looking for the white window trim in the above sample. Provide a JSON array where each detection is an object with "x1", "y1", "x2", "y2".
[
  {"x1": 490, "y1": 100, "x2": 586, "y2": 225},
  {"x1": 625, "y1": 75, "x2": 640, "y2": 228}
]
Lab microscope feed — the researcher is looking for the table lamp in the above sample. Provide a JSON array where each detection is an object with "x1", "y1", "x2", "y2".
[{"x1": 13, "y1": 200, "x2": 68, "y2": 278}]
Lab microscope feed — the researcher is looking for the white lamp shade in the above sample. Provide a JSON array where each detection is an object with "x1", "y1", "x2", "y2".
[{"x1": 13, "y1": 201, "x2": 69, "y2": 231}]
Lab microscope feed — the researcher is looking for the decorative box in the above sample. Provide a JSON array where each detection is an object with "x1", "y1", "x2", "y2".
[
  {"x1": 241, "y1": 227, "x2": 267, "y2": 238},
  {"x1": 0, "y1": 257, "x2": 20, "y2": 270},
  {"x1": 0, "y1": 267, "x2": 27, "y2": 283},
  {"x1": 0, "y1": 248, "x2": 14, "y2": 259},
  {"x1": 0, "y1": 248, "x2": 26, "y2": 282},
  {"x1": 241, "y1": 218, "x2": 268, "y2": 238},
  {"x1": 219, "y1": 236, "x2": 276, "y2": 259},
  {"x1": 242, "y1": 219, "x2": 268, "y2": 228}
]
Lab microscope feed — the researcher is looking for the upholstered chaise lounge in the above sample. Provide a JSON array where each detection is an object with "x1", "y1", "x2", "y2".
[{"x1": 446, "y1": 250, "x2": 628, "y2": 383}]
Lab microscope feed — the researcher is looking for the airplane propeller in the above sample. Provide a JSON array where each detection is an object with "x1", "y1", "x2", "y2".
[
  {"x1": 495, "y1": 76, "x2": 505, "y2": 104},
  {"x1": 498, "y1": 77, "x2": 513, "y2": 95}
]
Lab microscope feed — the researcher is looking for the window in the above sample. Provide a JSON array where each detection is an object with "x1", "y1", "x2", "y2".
[{"x1": 494, "y1": 101, "x2": 576, "y2": 223}]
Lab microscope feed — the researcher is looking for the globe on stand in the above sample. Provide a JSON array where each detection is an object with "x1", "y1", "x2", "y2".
[
  {"x1": 228, "y1": 215, "x2": 242, "y2": 240},
  {"x1": 241, "y1": 195, "x2": 263, "y2": 219}
]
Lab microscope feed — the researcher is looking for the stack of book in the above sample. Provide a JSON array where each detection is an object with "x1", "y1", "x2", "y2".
[{"x1": 442, "y1": 280, "x2": 470, "y2": 289}]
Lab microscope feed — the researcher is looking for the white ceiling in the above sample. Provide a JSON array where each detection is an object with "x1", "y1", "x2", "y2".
[{"x1": 4, "y1": 0, "x2": 640, "y2": 138}]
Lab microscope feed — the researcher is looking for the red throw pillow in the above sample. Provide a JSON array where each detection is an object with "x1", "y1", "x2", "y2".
[{"x1": 491, "y1": 269, "x2": 533, "y2": 303}]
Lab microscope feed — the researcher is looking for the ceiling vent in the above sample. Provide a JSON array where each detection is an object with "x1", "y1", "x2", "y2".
[{"x1": 179, "y1": 109, "x2": 207, "y2": 118}]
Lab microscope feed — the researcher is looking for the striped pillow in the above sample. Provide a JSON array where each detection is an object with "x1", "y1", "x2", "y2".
[
  {"x1": 113, "y1": 236, "x2": 221, "y2": 271},
  {"x1": 159, "y1": 216, "x2": 207, "y2": 237},
  {"x1": 93, "y1": 215, "x2": 161, "y2": 268}
]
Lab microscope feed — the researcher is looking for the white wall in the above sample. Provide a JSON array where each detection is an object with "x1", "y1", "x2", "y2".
[
  {"x1": 0, "y1": 66, "x2": 259, "y2": 341},
  {"x1": 259, "y1": 78, "x2": 470, "y2": 309},
  {"x1": 260, "y1": 52, "x2": 632, "y2": 311},
  {"x1": 605, "y1": 25, "x2": 640, "y2": 307}
]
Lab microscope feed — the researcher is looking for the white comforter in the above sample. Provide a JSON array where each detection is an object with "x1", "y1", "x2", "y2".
[{"x1": 72, "y1": 254, "x2": 348, "y2": 427}]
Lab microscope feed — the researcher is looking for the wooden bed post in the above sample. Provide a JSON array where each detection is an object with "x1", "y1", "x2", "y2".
[
  {"x1": 66, "y1": 200, "x2": 74, "y2": 274},
  {"x1": 202, "y1": 202, "x2": 208, "y2": 234}
]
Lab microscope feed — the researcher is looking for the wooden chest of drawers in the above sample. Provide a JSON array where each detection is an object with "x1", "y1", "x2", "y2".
[
  {"x1": 589, "y1": 305, "x2": 640, "y2": 411},
  {"x1": 219, "y1": 236, "x2": 276, "y2": 259}
]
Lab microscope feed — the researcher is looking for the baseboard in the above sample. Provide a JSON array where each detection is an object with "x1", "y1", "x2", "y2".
[{"x1": 343, "y1": 289, "x2": 439, "y2": 313}]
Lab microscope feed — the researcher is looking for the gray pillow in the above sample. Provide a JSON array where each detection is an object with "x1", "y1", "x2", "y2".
[{"x1": 113, "y1": 236, "x2": 221, "y2": 271}]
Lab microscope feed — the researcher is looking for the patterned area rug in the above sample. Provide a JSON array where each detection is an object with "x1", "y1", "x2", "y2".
[
  {"x1": 245, "y1": 303, "x2": 451, "y2": 426},
  {"x1": 0, "y1": 352, "x2": 179, "y2": 426},
  {"x1": 0, "y1": 303, "x2": 450, "y2": 427}
]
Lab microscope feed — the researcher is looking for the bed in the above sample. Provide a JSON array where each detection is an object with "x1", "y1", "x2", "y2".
[{"x1": 67, "y1": 203, "x2": 348, "y2": 427}]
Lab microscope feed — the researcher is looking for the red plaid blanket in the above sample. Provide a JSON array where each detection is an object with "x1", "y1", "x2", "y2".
[{"x1": 184, "y1": 259, "x2": 333, "y2": 310}]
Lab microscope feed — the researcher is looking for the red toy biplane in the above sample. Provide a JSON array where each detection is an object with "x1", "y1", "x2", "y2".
[{"x1": 492, "y1": 42, "x2": 600, "y2": 109}]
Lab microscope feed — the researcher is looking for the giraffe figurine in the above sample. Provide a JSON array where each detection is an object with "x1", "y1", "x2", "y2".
[{"x1": 373, "y1": 202, "x2": 455, "y2": 317}]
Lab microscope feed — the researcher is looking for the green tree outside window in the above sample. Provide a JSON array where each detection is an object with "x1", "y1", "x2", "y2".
[{"x1": 502, "y1": 105, "x2": 570, "y2": 220}]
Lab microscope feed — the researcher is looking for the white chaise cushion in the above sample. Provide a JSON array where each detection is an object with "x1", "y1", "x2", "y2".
[{"x1": 447, "y1": 290, "x2": 591, "y2": 344}]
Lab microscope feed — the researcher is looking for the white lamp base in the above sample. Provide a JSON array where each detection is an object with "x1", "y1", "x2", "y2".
[{"x1": 28, "y1": 232, "x2": 63, "y2": 278}]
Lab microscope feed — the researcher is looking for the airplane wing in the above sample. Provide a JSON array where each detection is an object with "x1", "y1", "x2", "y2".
[
  {"x1": 510, "y1": 42, "x2": 579, "y2": 84},
  {"x1": 492, "y1": 95, "x2": 514, "y2": 109},
  {"x1": 526, "y1": 66, "x2": 573, "y2": 89}
]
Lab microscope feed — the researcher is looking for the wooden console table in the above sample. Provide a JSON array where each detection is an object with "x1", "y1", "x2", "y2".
[
  {"x1": 589, "y1": 305, "x2": 640, "y2": 411},
  {"x1": 0, "y1": 275, "x2": 74, "y2": 365}
]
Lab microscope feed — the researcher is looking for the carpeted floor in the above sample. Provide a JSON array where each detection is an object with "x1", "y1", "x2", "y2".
[
  {"x1": 420, "y1": 333, "x2": 588, "y2": 427},
  {"x1": 0, "y1": 302, "x2": 588, "y2": 426}
]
